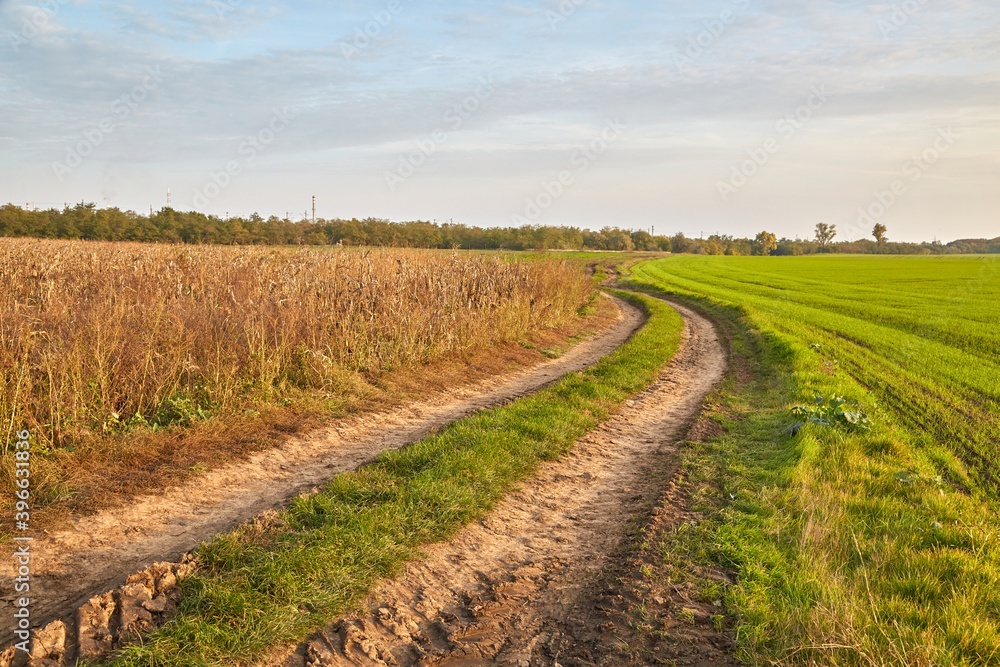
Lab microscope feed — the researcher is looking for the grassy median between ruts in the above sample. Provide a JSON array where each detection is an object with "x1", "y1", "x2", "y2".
[{"x1": 106, "y1": 290, "x2": 684, "y2": 667}]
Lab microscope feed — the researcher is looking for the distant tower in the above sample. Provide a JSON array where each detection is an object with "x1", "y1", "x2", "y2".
[
  {"x1": 312, "y1": 196, "x2": 316, "y2": 223},
  {"x1": 167, "y1": 187, "x2": 172, "y2": 209}
]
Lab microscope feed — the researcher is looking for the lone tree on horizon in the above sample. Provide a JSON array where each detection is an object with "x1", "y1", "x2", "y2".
[
  {"x1": 815, "y1": 222, "x2": 837, "y2": 247},
  {"x1": 873, "y1": 223, "x2": 888, "y2": 251}
]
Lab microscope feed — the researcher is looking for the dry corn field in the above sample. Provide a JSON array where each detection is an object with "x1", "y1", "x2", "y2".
[{"x1": 0, "y1": 239, "x2": 593, "y2": 521}]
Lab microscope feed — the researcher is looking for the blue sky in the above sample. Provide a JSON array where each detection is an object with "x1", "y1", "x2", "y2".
[{"x1": 1, "y1": 0, "x2": 997, "y2": 242}]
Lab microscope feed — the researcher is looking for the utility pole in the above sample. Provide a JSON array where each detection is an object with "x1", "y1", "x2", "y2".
[
  {"x1": 312, "y1": 196, "x2": 316, "y2": 223},
  {"x1": 167, "y1": 187, "x2": 172, "y2": 209}
]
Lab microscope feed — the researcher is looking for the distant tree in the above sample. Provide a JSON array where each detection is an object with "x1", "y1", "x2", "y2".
[
  {"x1": 814, "y1": 222, "x2": 837, "y2": 247},
  {"x1": 601, "y1": 227, "x2": 634, "y2": 251},
  {"x1": 701, "y1": 236, "x2": 725, "y2": 255},
  {"x1": 629, "y1": 230, "x2": 654, "y2": 251},
  {"x1": 773, "y1": 239, "x2": 805, "y2": 256},
  {"x1": 753, "y1": 231, "x2": 778, "y2": 256},
  {"x1": 872, "y1": 223, "x2": 888, "y2": 251},
  {"x1": 670, "y1": 233, "x2": 697, "y2": 254}
]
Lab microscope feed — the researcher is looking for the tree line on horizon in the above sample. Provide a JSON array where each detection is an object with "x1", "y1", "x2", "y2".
[{"x1": 1, "y1": 203, "x2": 997, "y2": 255}]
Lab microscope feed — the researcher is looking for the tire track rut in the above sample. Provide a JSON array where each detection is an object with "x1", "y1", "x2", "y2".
[
  {"x1": 272, "y1": 298, "x2": 727, "y2": 667},
  {"x1": 0, "y1": 296, "x2": 644, "y2": 649}
]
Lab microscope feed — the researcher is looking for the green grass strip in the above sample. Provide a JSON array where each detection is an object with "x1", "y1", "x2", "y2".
[{"x1": 107, "y1": 291, "x2": 684, "y2": 667}]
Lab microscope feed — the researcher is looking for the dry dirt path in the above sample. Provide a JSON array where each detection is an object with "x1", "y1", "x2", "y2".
[
  {"x1": 0, "y1": 296, "x2": 645, "y2": 647},
  {"x1": 270, "y1": 298, "x2": 729, "y2": 667}
]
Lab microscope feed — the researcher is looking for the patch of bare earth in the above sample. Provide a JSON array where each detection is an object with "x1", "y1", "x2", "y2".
[
  {"x1": 0, "y1": 296, "x2": 643, "y2": 654},
  {"x1": 268, "y1": 299, "x2": 732, "y2": 667}
]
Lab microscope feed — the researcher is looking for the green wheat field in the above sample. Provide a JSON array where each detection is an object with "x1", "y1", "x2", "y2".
[{"x1": 629, "y1": 255, "x2": 1000, "y2": 666}]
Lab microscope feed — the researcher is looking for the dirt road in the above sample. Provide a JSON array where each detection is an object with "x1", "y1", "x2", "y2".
[
  {"x1": 271, "y1": 298, "x2": 730, "y2": 667},
  {"x1": 0, "y1": 297, "x2": 645, "y2": 647}
]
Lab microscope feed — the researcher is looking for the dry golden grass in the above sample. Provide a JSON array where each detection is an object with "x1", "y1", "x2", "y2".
[{"x1": 0, "y1": 239, "x2": 595, "y2": 524}]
